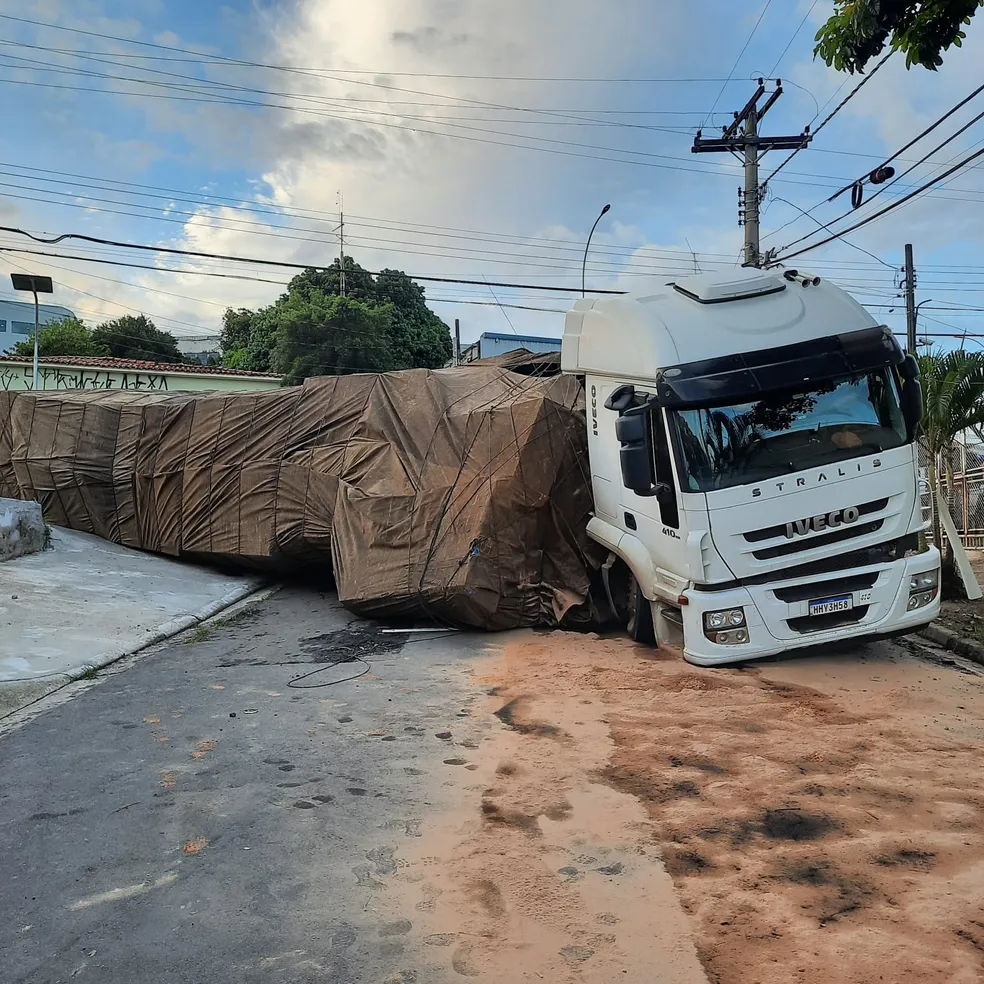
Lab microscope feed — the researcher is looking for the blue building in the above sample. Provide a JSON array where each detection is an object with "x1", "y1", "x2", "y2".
[
  {"x1": 0, "y1": 299, "x2": 77, "y2": 355},
  {"x1": 459, "y1": 331, "x2": 561, "y2": 364}
]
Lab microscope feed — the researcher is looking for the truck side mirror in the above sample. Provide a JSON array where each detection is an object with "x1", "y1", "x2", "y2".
[
  {"x1": 901, "y1": 377, "x2": 923, "y2": 437},
  {"x1": 605, "y1": 384, "x2": 637, "y2": 413},
  {"x1": 899, "y1": 355, "x2": 922, "y2": 438},
  {"x1": 899, "y1": 354, "x2": 919, "y2": 380},
  {"x1": 615, "y1": 405, "x2": 661, "y2": 497},
  {"x1": 620, "y1": 447, "x2": 657, "y2": 496}
]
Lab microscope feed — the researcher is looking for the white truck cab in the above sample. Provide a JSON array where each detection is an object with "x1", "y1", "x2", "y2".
[{"x1": 562, "y1": 267, "x2": 940, "y2": 665}]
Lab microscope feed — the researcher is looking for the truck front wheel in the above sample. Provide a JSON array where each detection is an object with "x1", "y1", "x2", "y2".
[{"x1": 626, "y1": 575, "x2": 656, "y2": 645}]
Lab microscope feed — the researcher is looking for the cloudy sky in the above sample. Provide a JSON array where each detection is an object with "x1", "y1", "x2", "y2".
[{"x1": 1, "y1": 0, "x2": 983, "y2": 353}]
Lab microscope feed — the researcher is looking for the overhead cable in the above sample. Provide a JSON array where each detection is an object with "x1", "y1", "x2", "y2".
[{"x1": 775, "y1": 144, "x2": 984, "y2": 262}]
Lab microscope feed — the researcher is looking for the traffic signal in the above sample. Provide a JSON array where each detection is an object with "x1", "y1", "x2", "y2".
[{"x1": 869, "y1": 166, "x2": 896, "y2": 184}]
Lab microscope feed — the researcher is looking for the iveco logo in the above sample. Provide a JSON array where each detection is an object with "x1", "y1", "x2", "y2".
[{"x1": 784, "y1": 506, "x2": 861, "y2": 539}]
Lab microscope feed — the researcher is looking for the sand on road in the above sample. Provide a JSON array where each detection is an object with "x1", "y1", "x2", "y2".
[{"x1": 389, "y1": 632, "x2": 984, "y2": 984}]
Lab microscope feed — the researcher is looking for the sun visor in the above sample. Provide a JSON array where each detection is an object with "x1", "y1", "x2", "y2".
[{"x1": 655, "y1": 326, "x2": 902, "y2": 409}]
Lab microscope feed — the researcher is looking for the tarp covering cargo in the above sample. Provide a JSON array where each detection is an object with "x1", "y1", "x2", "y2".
[{"x1": 0, "y1": 368, "x2": 601, "y2": 630}]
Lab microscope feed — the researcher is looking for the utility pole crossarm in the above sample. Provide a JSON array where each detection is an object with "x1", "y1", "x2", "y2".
[{"x1": 692, "y1": 135, "x2": 810, "y2": 152}]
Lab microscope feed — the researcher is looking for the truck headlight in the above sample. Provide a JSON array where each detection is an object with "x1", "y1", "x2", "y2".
[
  {"x1": 907, "y1": 568, "x2": 939, "y2": 612},
  {"x1": 704, "y1": 608, "x2": 747, "y2": 643},
  {"x1": 909, "y1": 570, "x2": 939, "y2": 592},
  {"x1": 907, "y1": 590, "x2": 936, "y2": 611}
]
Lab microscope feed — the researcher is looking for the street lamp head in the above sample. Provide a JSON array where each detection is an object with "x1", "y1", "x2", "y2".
[
  {"x1": 600, "y1": 203, "x2": 611, "y2": 215},
  {"x1": 10, "y1": 274, "x2": 53, "y2": 294}
]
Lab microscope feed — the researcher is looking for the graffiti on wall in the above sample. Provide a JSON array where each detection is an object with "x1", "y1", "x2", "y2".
[{"x1": 0, "y1": 366, "x2": 170, "y2": 392}]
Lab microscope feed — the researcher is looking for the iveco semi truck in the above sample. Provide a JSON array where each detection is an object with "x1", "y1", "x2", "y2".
[{"x1": 561, "y1": 266, "x2": 940, "y2": 665}]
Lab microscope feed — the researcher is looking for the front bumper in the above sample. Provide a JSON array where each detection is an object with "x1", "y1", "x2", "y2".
[{"x1": 676, "y1": 547, "x2": 941, "y2": 666}]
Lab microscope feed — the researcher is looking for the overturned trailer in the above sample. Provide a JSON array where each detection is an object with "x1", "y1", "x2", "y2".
[{"x1": 0, "y1": 367, "x2": 602, "y2": 631}]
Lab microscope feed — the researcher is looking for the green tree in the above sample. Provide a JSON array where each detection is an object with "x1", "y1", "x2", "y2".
[
  {"x1": 816, "y1": 0, "x2": 983, "y2": 73},
  {"x1": 284, "y1": 258, "x2": 377, "y2": 304},
  {"x1": 918, "y1": 349, "x2": 984, "y2": 588},
  {"x1": 220, "y1": 308, "x2": 256, "y2": 355},
  {"x1": 271, "y1": 292, "x2": 395, "y2": 386},
  {"x1": 374, "y1": 268, "x2": 453, "y2": 369},
  {"x1": 219, "y1": 254, "x2": 453, "y2": 379},
  {"x1": 11, "y1": 316, "x2": 106, "y2": 358},
  {"x1": 220, "y1": 306, "x2": 281, "y2": 373},
  {"x1": 91, "y1": 315, "x2": 185, "y2": 364}
]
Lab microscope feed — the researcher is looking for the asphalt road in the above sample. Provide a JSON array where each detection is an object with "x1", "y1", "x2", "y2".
[
  {"x1": 7, "y1": 586, "x2": 978, "y2": 984},
  {"x1": 0, "y1": 588, "x2": 486, "y2": 984}
]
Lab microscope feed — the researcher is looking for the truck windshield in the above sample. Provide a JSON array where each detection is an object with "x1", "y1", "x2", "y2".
[{"x1": 670, "y1": 368, "x2": 907, "y2": 492}]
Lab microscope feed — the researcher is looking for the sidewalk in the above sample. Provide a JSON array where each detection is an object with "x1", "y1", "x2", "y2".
[{"x1": 0, "y1": 527, "x2": 264, "y2": 717}]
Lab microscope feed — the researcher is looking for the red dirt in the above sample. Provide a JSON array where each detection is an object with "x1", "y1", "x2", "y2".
[
  {"x1": 380, "y1": 631, "x2": 984, "y2": 983},
  {"x1": 487, "y1": 633, "x2": 984, "y2": 984}
]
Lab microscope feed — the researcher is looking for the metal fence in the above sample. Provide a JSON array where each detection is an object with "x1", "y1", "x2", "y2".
[{"x1": 923, "y1": 439, "x2": 984, "y2": 549}]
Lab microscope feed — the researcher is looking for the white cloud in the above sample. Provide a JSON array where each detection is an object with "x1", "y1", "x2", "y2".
[
  {"x1": 98, "y1": 0, "x2": 705, "y2": 342},
  {"x1": 7, "y1": 0, "x2": 984, "y2": 351}
]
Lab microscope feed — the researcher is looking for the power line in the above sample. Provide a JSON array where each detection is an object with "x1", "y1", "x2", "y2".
[
  {"x1": 765, "y1": 193, "x2": 897, "y2": 269},
  {"x1": 775, "y1": 144, "x2": 984, "y2": 262},
  {"x1": 6, "y1": 163, "x2": 984, "y2": 275},
  {"x1": 0, "y1": 15, "x2": 733, "y2": 83},
  {"x1": 5, "y1": 57, "x2": 981, "y2": 206},
  {"x1": 780, "y1": 81, "x2": 984, "y2": 255},
  {"x1": 824, "y1": 77, "x2": 984, "y2": 204},
  {"x1": 0, "y1": 245, "x2": 288, "y2": 283},
  {"x1": 767, "y1": 75, "x2": 984, "y2": 249},
  {"x1": 762, "y1": 51, "x2": 892, "y2": 186},
  {"x1": 0, "y1": 61, "x2": 721, "y2": 174},
  {"x1": 0, "y1": 178, "x2": 721, "y2": 277},
  {"x1": 0, "y1": 161, "x2": 745, "y2": 263},
  {"x1": 0, "y1": 44, "x2": 691, "y2": 138},
  {"x1": 0, "y1": 228, "x2": 628, "y2": 294},
  {"x1": 703, "y1": 0, "x2": 774, "y2": 125},
  {"x1": 767, "y1": 0, "x2": 819, "y2": 77}
]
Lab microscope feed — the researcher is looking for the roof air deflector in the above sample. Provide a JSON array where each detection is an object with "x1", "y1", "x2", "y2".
[{"x1": 672, "y1": 269, "x2": 787, "y2": 305}]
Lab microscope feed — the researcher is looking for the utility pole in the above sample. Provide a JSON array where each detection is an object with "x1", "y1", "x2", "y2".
[
  {"x1": 692, "y1": 80, "x2": 811, "y2": 268},
  {"x1": 454, "y1": 318, "x2": 461, "y2": 366},
  {"x1": 903, "y1": 243, "x2": 917, "y2": 354},
  {"x1": 336, "y1": 192, "x2": 346, "y2": 298},
  {"x1": 742, "y1": 105, "x2": 760, "y2": 268}
]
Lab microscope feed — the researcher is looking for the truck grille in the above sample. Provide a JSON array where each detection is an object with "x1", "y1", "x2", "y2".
[
  {"x1": 771, "y1": 571, "x2": 878, "y2": 604},
  {"x1": 743, "y1": 497, "x2": 888, "y2": 543},
  {"x1": 693, "y1": 533, "x2": 919, "y2": 593},
  {"x1": 752, "y1": 519, "x2": 883, "y2": 560},
  {"x1": 788, "y1": 606, "x2": 869, "y2": 633}
]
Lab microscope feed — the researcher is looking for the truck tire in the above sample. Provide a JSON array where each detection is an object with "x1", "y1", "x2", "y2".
[{"x1": 626, "y1": 575, "x2": 656, "y2": 645}]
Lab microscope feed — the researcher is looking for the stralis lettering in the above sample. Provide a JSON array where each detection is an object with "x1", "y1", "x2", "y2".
[
  {"x1": 751, "y1": 458, "x2": 881, "y2": 498},
  {"x1": 785, "y1": 505, "x2": 860, "y2": 539}
]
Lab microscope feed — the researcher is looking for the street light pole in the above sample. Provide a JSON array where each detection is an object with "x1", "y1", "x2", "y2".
[
  {"x1": 914, "y1": 298, "x2": 933, "y2": 351},
  {"x1": 31, "y1": 288, "x2": 39, "y2": 391},
  {"x1": 582, "y1": 203, "x2": 611, "y2": 298},
  {"x1": 10, "y1": 274, "x2": 54, "y2": 391}
]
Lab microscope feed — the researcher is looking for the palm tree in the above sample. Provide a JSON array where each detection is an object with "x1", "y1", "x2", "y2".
[{"x1": 918, "y1": 349, "x2": 984, "y2": 577}]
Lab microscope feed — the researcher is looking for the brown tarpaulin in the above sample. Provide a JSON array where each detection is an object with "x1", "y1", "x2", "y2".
[{"x1": 0, "y1": 368, "x2": 602, "y2": 630}]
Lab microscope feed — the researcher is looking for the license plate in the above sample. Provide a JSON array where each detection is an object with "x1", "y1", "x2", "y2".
[{"x1": 809, "y1": 595, "x2": 853, "y2": 616}]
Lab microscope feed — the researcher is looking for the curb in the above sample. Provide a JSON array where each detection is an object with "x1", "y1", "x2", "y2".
[
  {"x1": 916, "y1": 623, "x2": 984, "y2": 667},
  {"x1": 7, "y1": 579, "x2": 272, "y2": 684},
  {"x1": 0, "y1": 582, "x2": 276, "y2": 725},
  {"x1": 73, "y1": 579, "x2": 274, "y2": 676}
]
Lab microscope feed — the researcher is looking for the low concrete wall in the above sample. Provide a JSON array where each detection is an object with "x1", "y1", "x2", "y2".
[{"x1": 0, "y1": 498, "x2": 44, "y2": 562}]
